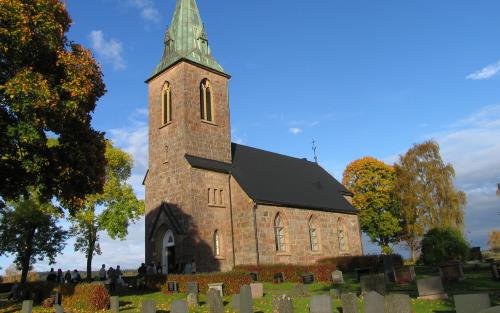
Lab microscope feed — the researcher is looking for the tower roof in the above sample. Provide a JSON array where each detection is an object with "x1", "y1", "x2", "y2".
[{"x1": 150, "y1": 0, "x2": 226, "y2": 79}]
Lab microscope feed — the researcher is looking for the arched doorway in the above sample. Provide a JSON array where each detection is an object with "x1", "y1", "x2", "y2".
[{"x1": 162, "y1": 229, "x2": 175, "y2": 274}]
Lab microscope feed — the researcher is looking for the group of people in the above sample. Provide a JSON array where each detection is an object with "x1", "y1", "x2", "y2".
[
  {"x1": 136, "y1": 260, "x2": 197, "y2": 276},
  {"x1": 46, "y1": 268, "x2": 82, "y2": 284},
  {"x1": 98, "y1": 264, "x2": 126, "y2": 290}
]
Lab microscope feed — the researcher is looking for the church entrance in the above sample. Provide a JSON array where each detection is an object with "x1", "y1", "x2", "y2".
[{"x1": 162, "y1": 230, "x2": 175, "y2": 274}]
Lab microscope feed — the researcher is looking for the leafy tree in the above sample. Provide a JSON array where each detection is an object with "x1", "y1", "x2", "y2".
[
  {"x1": 420, "y1": 227, "x2": 469, "y2": 265},
  {"x1": 394, "y1": 140, "x2": 466, "y2": 261},
  {"x1": 488, "y1": 230, "x2": 500, "y2": 252},
  {"x1": 0, "y1": 0, "x2": 106, "y2": 210},
  {"x1": 0, "y1": 191, "x2": 68, "y2": 283},
  {"x1": 342, "y1": 157, "x2": 401, "y2": 254},
  {"x1": 69, "y1": 142, "x2": 144, "y2": 279}
]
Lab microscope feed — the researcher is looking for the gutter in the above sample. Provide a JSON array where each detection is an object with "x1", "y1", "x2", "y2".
[{"x1": 228, "y1": 175, "x2": 236, "y2": 268}]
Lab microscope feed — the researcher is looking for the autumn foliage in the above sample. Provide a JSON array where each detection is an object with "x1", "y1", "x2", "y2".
[
  {"x1": 235, "y1": 264, "x2": 337, "y2": 283},
  {"x1": 489, "y1": 230, "x2": 500, "y2": 252}
]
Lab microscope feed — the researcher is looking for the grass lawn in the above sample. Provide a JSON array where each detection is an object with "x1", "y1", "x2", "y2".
[{"x1": 0, "y1": 265, "x2": 499, "y2": 313}]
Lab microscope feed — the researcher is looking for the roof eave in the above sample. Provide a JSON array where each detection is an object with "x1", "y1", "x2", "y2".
[{"x1": 254, "y1": 199, "x2": 359, "y2": 216}]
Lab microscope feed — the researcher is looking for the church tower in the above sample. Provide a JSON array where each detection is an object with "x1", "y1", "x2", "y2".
[{"x1": 144, "y1": 0, "x2": 234, "y2": 273}]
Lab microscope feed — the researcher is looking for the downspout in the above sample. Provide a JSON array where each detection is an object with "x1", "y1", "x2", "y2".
[
  {"x1": 228, "y1": 175, "x2": 236, "y2": 268},
  {"x1": 252, "y1": 202, "x2": 260, "y2": 265}
]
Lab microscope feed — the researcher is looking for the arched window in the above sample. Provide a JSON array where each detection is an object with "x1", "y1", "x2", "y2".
[
  {"x1": 200, "y1": 79, "x2": 214, "y2": 122},
  {"x1": 214, "y1": 230, "x2": 221, "y2": 256},
  {"x1": 162, "y1": 82, "x2": 172, "y2": 125},
  {"x1": 309, "y1": 216, "x2": 319, "y2": 251},
  {"x1": 337, "y1": 218, "x2": 348, "y2": 253},
  {"x1": 274, "y1": 214, "x2": 285, "y2": 252}
]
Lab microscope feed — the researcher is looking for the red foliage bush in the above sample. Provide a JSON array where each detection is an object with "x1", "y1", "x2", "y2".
[
  {"x1": 235, "y1": 264, "x2": 337, "y2": 282},
  {"x1": 317, "y1": 254, "x2": 403, "y2": 272},
  {"x1": 61, "y1": 283, "x2": 110, "y2": 311},
  {"x1": 165, "y1": 272, "x2": 252, "y2": 295}
]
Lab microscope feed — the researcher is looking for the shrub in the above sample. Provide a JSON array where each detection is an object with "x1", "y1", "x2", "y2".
[
  {"x1": 235, "y1": 264, "x2": 336, "y2": 283},
  {"x1": 420, "y1": 227, "x2": 470, "y2": 265},
  {"x1": 161, "y1": 272, "x2": 252, "y2": 295},
  {"x1": 317, "y1": 254, "x2": 403, "y2": 272},
  {"x1": 61, "y1": 283, "x2": 110, "y2": 311}
]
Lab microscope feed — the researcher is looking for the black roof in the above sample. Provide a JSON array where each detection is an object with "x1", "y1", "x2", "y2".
[{"x1": 230, "y1": 143, "x2": 357, "y2": 214}]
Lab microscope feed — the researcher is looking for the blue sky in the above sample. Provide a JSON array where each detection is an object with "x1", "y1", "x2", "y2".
[{"x1": 2, "y1": 0, "x2": 500, "y2": 273}]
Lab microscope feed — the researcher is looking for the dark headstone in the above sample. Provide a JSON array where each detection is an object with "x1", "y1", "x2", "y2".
[
  {"x1": 384, "y1": 294, "x2": 411, "y2": 313},
  {"x1": 417, "y1": 276, "x2": 448, "y2": 300},
  {"x1": 187, "y1": 293, "x2": 198, "y2": 308},
  {"x1": 309, "y1": 295, "x2": 332, "y2": 313},
  {"x1": 355, "y1": 267, "x2": 371, "y2": 282},
  {"x1": 272, "y1": 295, "x2": 293, "y2": 313},
  {"x1": 187, "y1": 282, "x2": 199, "y2": 295},
  {"x1": 329, "y1": 289, "x2": 341, "y2": 299},
  {"x1": 382, "y1": 255, "x2": 395, "y2": 282},
  {"x1": 21, "y1": 300, "x2": 33, "y2": 313},
  {"x1": 341, "y1": 292, "x2": 359, "y2": 313},
  {"x1": 302, "y1": 273, "x2": 315, "y2": 284},
  {"x1": 231, "y1": 294, "x2": 240, "y2": 311},
  {"x1": 439, "y1": 262, "x2": 465, "y2": 282},
  {"x1": 239, "y1": 285, "x2": 253, "y2": 313},
  {"x1": 364, "y1": 291, "x2": 384, "y2": 313},
  {"x1": 54, "y1": 292, "x2": 62, "y2": 305},
  {"x1": 331, "y1": 270, "x2": 344, "y2": 284},
  {"x1": 141, "y1": 300, "x2": 156, "y2": 313},
  {"x1": 171, "y1": 300, "x2": 189, "y2": 313},
  {"x1": 469, "y1": 247, "x2": 483, "y2": 261},
  {"x1": 207, "y1": 288, "x2": 224, "y2": 313},
  {"x1": 454, "y1": 294, "x2": 491, "y2": 313},
  {"x1": 360, "y1": 273, "x2": 386, "y2": 295},
  {"x1": 394, "y1": 266, "x2": 415, "y2": 285},
  {"x1": 274, "y1": 272, "x2": 285, "y2": 283},
  {"x1": 110, "y1": 296, "x2": 119, "y2": 313},
  {"x1": 250, "y1": 272, "x2": 259, "y2": 282},
  {"x1": 167, "y1": 281, "x2": 179, "y2": 292}
]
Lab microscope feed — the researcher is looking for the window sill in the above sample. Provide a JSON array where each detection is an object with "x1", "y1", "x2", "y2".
[
  {"x1": 214, "y1": 256, "x2": 226, "y2": 260},
  {"x1": 201, "y1": 120, "x2": 217, "y2": 126},
  {"x1": 159, "y1": 122, "x2": 173, "y2": 129}
]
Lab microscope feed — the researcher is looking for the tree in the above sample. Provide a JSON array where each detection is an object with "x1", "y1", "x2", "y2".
[
  {"x1": 420, "y1": 227, "x2": 469, "y2": 265},
  {"x1": 0, "y1": 191, "x2": 68, "y2": 283},
  {"x1": 394, "y1": 140, "x2": 466, "y2": 261},
  {"x1": 488, "y1": 230, "x2": 500, "y2": 252},
  {"x1": 69, "y1": 142, "x2": 144, "y2": 279},
  {"x1": 342, "y1": 157, "x2": 401, "y2": 254},
  {"x1": 0, "y1": 0, "x2": 106, "y2": 210}
]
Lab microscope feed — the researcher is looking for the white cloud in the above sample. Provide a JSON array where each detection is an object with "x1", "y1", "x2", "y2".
[
  {"x1": 127, "y1": 0, "x2": 160, "y2": 24},
  {"x1": 466, "y1": 60, "x2": 500, "y2": 80},
  {"x1": 288, "y1": 127, "x2": 303, "y2": 135},
  {"x1": 89, "y1": 30, "x2": 125, "y2": 71}
]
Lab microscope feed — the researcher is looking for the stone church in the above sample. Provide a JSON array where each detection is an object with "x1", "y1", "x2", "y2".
[{"x1": 144, "y1": 0, "x2": 363, "y2": 273}]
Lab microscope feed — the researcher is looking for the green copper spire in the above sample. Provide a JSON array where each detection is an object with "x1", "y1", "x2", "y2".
[{"x1": 151, "y1": 0, "x2": 225, "y2": 77}]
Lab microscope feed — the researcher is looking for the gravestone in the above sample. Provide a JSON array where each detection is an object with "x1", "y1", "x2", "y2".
[
  {"x1": 272, "y1": 295, "x2": 293, "y2": 313},
  {"x1": 21, "y1": 300, "x2": 33, "y2": 313},
  {"x1": 355, "y1": 267, "x2": 371, "y2": 282},
  {"x1": 274, "y1": 272, "x2": 285, "y2": 283},
  {"x1": 231, "y1": 294, "x2": 240, "y2": 311},
  {"x1": 329, "y1": 289, "x2": 341, "y2": 299},
  {"x1": 454, "y1": 294, "x2": 491, "y2": 313},
  {"x1": 439, "y1": 262, "x2": 465, "y2": 282},
  {"x1": 479, "y1": 306, "x2": 500, "y2": 313},
  {"x1": 394, "y1": 266, "x2": 415, "y2": 285},
  {"x1": 491, "y1": 263, "x2": 500, "y2": 281},
  {"x1": 409, "y1": 266, "x2": 416, "y2": 280},
  {"x1": 250, "y1": 272, "x2": 259, "y2": 282},
  {"x1": 384, "y1": 294, "x2": 411, "y2": 313},
  {"x1": 360, "y1": 273, "x2": 386, "y2": 295},
  {"x1": 302, "y1": 273, "x2": 315, "y2": 284},
  {"x1": 54, "y1": 305, "x2": 64, "y2": 313},
  {"x1": 382, "y1": 255, "x2": 395, "y2": 282},
  {"x1": 207, "y1": 288, "x2": 224, "y2": 313},
  {"x1": 341, "y1": 292, "x2": 359, "y2": 313},
  {"x1": 250, "y1": 283, "x2": 264, "y2": 298},
  {"x1": 141, "y1": 300, "x2": 156, "y2": 313},
  {"x1": 292, "y1": 283, "x2": 308, "y2": 297},
  {"x1": 187, "y1": 293, "x2": 199, "y2": 308},
  {"x1": 417, "y1": 276, "x2": 448, "y2": 300},
  {"x1": 54, "y1": 292, "x2": 62, "y2": 305},
  {"x1": 208, "y1": 283, "x2": 224, "y2": 297},
  {"x1": 469, "y1": 247, "x2": 483, "y2": 261},
  {"x1": 171, "y1": 300, "x2": 189, "y2": 313},
  {"x1": 364, "y1": 291, "x2": 384, "y2": 313},
  {"x1": 331, "y1": 270, "x2": 344, "y2": 284},
  {"x1": 167, "y1": 281, "x2": 179, "y2": 292},
  {"x1": 239, "y1": 285, "x2": 253, "y2": 313},
  {"x1": 110, "y1": 296, "x2": 119, "y2": 313},
  {"x1": 309, "y1": 295, "x2": 332, "y2": 313},
  {"x1": 187, "y1": 282, "x2": 199, "y2": 295}
]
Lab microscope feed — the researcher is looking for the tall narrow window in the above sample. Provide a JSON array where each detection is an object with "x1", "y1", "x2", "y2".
[
  {"x1": 214, "y1": 230, "x2": 221, "y2": 256},
  {"x1": 309, "y1": 216, "x2": 319, "y2": 251},
  {"x1": 162, "y1": 82, "x2": 172, "y2": 125},
  {"x1": 274, "y1": 214, "x2": 285, "y2": 252},
  {"x1": 200, "y1": 79, "x2": 214, "y2": 122}
]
